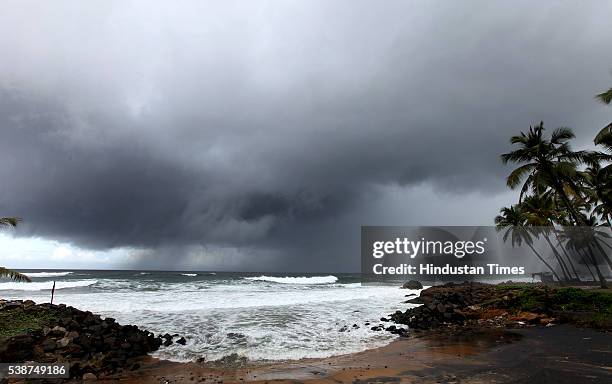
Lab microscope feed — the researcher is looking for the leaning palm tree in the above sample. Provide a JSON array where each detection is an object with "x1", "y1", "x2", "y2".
[
  {"x1": 495, "y1": 205, "x2": 561, "y2": 282},
  {"x1": 0, "y1": 216, "x2": 31, "y2": 282},
  {"x1": 520, "y1": 194, "x2": 576, "y2": 281},
  {"x1": 559, "y1": 224, "x2": 608, "y2": 288},
  {"x1": 501, "y1": 122, "x2": 590, "y2": 226}
]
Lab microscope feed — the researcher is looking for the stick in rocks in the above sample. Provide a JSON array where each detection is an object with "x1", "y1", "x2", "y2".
[{"x1": 51, "y1": 280, "x2": 56, "y2": 304}]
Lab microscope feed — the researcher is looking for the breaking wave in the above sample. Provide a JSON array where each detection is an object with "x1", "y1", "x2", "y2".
[
  {"x1": 245, "y1": 275, "x2": 338, "y2": 285},
  {"x1": 24, "y1": 272, "x2": 73, "y2": 278},
  {"x1": 0, "y1": 280, "x2": 98, "y2": 291}
]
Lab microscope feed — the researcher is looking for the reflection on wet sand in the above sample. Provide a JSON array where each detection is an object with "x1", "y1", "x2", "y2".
[{"x1": 108, "y1": 325, "x2": 610, "y2": 384}]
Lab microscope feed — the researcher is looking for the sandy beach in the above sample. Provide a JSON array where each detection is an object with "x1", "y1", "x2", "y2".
[
  {"x1": 3, "y1": 281, "x2": 611, "y2": 382},
  {"x1": 103, "y1": 325, "x2": 611, "y2": 384}
]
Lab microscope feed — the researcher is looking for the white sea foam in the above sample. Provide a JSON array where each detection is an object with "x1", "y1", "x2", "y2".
[
  {"x1": 24, "y1": 271, "x2": 73, "y2": 278},
  {"x1": 245, "y1": 275, "x2": 338, "y2": 285},
  {"x1": 0, "y1": 280, "x2": 97, "y2": 291},
  {"x1": 1, "y1": 273, "x2": 419, "y2": 362},
  {"x1": 181, "y1": 273, "x2": 198, "y2": 277}
]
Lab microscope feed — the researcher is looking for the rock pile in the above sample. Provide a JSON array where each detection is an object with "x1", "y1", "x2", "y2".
[
  {"x1": 389, "y1": 282, "x2": 562, "y2": 331},
  {"x1": 0, "y1": 300, "x2": 181, "y2": 379},
  {"x1": 390, "y1": 282, "x2": 491, "y2": 329}
]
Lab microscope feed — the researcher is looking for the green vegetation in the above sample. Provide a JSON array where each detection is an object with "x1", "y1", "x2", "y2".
[
  {"x1": 496, "y1": 83, "x2": 612, "y2": 287},
  {"x1": 0, "y1": 307, "x2": 57, "y2": 338},
  {"x1": 495, "y1": 285, "x2": 612, "y2": 314},
  {"x1": 552, "y1": 287, "x2": 612, "y2": 313}
]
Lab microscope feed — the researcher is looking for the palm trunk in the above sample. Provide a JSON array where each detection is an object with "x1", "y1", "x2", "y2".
[
  {"x1": 599, "y1": 238, "x2": 612, "y2": 253},
  {"x1": 555, "y1": 231, "x2": 580, "y2": 280},
  {"x1": 585, "y1": 243, "x2": 608, "y2": 288},
  {"x1": 551, "y1": 179, "x2": 585, "y2": 227},
  {"x1": 578, "y1": 249, "x2": 597, "y2": 282},
  {"x1": 593, "y1": 239, "x2": 612, "y2": 273},
  {"x1": 526, "y1": 242, "x2": 562, "y2": 282},
  {"x1": 544, "y1": 235, "x2": 571, "y2": 281}
]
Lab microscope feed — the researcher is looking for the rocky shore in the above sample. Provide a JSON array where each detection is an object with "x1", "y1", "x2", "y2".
[
  {"x1": 1, "y1": 283, "x2": 610, "y2": 383},
  {"x1": 0, "y1": 299, "x2": 183, "y2": 380},
  {"x1": 388, "y1": 282, "x2": 612, "y2": 333}
]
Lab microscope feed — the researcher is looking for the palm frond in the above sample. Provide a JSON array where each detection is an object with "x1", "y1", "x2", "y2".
[
  {"x1": 0, "y1": 267, "x2": 31, "y2": 282},
  {"x1": 551, "y1": 127, "x2": 575, "y2": 144},
  {"x1": 595, "y1": 123, "x2": 612, "y2": 154},
  {"x1": 506, "y1": 163, "x2": 535, "y2": 189},
  {"x1": 596, "y1": 88, "x2": 612, "y2": 104},
  {"x1": 0, "y1": 217, "x2": 21, "y2": 227}
]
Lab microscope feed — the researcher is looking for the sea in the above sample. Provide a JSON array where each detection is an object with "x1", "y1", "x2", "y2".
[{"x1": 0, "y1": 270, "x2": 421, "y2": 362}]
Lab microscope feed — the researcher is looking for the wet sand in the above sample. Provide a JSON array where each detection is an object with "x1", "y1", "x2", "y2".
[{"x1": 101, "y1": 325, "x2": 611, "y2": 384}]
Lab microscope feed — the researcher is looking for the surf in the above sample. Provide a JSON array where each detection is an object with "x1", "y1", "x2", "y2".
[{"x1": 244, "y1": 275, "x2": 338, "y2": 284}]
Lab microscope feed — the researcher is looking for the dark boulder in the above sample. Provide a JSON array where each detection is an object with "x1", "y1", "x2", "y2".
[{"x1": 401, "y1": 280, "x2": 423, "y2": 290}]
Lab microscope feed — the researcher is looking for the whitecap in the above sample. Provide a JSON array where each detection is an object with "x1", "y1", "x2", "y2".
[
  {"x1": 244, "y1": 275, "x2": 338, "y2": 285},
  {"x1": 0, "y1": 280, "x2": 98, "y2": 291},
  {"x1": 181, "y1": 273, "x2": 198, "y2": 277},
  {"x1": 24, "y1": 272, "x2": 73, "y2": 278}
]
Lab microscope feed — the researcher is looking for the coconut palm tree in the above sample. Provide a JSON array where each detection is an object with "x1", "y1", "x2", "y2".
[
  {"x1": 581, "y1": 162, "x2": 612, "y2": 226},
  {"x1": 501, "y1": 122, "x2": 590, "y2": 226},
  {"x1": 559, "y1": 224, "x2": 608, "y2": 288},
  {"x1": 592, "y1": 82, "x2": 612, "y2": 227},
  {"x1": 520, "y1": 194, "x2": 574, "y2": 281},
  {"x1": 495, "y1": 205, "x2": 561, "y2": 282},
  {"x1": 0, "y1": 216, "x2": 31, "y2": 282},
  {"x1": 594, "y1": 83, "x2": 611, "y2": 185}
]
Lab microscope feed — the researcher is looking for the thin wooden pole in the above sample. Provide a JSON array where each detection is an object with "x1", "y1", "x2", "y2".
[{"x1": 51, "y1": 281, "x2": 56, "y2": 304}]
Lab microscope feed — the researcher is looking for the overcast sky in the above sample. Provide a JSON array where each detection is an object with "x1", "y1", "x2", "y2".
[{"x1": 1, "y1": 0, "x2": 611, "y2": 272}]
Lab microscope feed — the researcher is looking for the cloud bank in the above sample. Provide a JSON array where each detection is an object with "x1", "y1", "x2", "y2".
[{"x1": 1, "y1": 1, "x2": 611, "y2": 270}]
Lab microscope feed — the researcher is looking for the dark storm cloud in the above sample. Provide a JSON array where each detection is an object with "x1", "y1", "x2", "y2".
[{"x1": 0, "y1": 1, "x2": 611, "y2": 270}]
